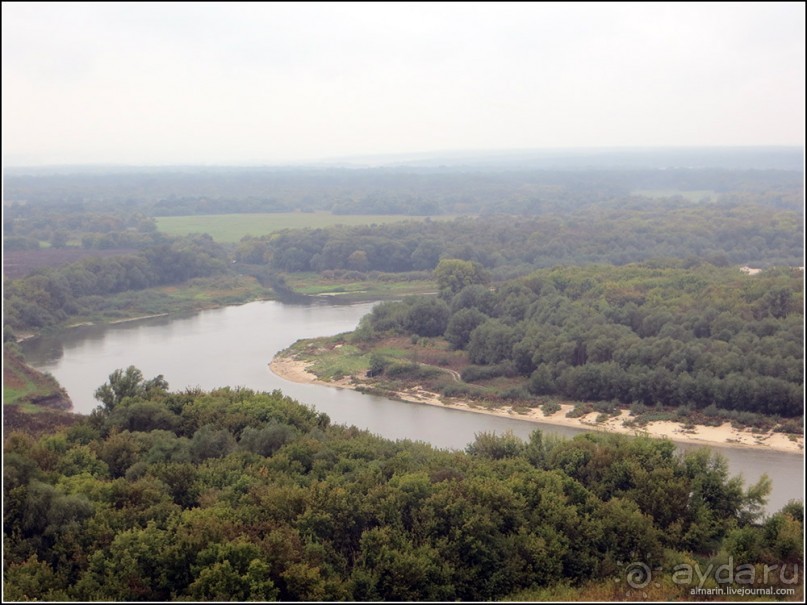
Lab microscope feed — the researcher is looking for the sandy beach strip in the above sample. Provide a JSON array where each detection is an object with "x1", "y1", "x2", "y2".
[{"x1": 269, "y1": 355, "x2": 804, "y2": 454}]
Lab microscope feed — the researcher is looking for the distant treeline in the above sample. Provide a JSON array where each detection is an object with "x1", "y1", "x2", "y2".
[
  {"x1": 4, "y1": 165, "x2": 801, "y2": 264},
  {"x1": 4, "y1": 166, "x2": 803, "y2": 217},
  {"x1": 3, "y1": 235, "x2": 229, "y2": 335},
  {"x1": 3, "y1": 208, "x2": 162, "y2": 251},
  {"x1": 3, "y1": 369, "x2": 800, "y2": 601},
  {"x1": 358, "y1": 262, "x2": 804, "y2": 418},
  {"x1": 242, "y1": 202, "x2": 804, "y2": 274}
]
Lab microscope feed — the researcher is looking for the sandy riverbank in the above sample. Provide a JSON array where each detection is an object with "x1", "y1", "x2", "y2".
[
  {"x1": 269, "y1": 355, "x2": 804, "y2": 454},
  {"x1": 108, "y1": 313, "x2": 170, "y2": 324}
]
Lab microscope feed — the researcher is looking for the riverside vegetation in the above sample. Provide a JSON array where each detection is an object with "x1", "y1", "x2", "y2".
[
  {"x1": 2, "y1": 367, "x2": 802, "y2": 601},
  {"x1": 277, "y1": 260, "x2": 803, "y2": 437}
]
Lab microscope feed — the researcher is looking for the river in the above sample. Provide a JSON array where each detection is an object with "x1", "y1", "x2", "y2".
[{"x1": 21, "y1": 299, "x2": 804, "y2": 514}]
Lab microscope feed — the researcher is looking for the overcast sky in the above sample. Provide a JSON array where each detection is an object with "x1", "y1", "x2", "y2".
[{"x1": 2, "y1": 2, "x2": 804, "y2": 166}]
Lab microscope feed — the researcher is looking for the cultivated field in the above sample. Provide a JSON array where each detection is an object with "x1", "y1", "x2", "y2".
[
  {"x1": 3, "y1": 248, "x2": 140, "y2": 279},
  {"x1": 155, "y1": 212, "x2": 454, "y2": 242}
]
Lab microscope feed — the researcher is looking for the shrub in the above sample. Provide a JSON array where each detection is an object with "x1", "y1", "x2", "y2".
[
  {"x1": 593, "y1": 400, "x2": 618, "y2": 415},
  {"x1": 466, "y1": 430, "x2": 525, "y2": 459},
  {"x1": 385, "y1": 362, "x2": 442, "y2": 381},
  {"x1": 499, "y1": 387, "x2": 529, "y2": 401},
  {"x1": 629, "y1": 402, "x2": 648, "y2": 416},
  {"x1": 774, "y1": 418, "x2": 803, "y2": 435},
  {"x1": 441, "y1": 383, "x2": 487, "y2": 399},
  {"x1": 367, "y1": 354, "x2": 388, "y2": 377},
  {"x1": 460, "y1": 363, "x2": 517, "y2": 383},
  {"x1": 566, "y1": 403, "x2": 595, "y2": 418}
]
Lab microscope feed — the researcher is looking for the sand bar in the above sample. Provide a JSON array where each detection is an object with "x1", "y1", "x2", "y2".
[{"x1": 269, "y1": 355, "x2": 804, "y2": 454}]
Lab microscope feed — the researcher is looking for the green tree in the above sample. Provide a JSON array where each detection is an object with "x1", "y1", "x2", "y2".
[
  {"x1": 466, "y1": 430, "x2": 525, "y2": 460},
  {"x1": 445, "y1": 308, "x2": 488, "y2": 349},
  {"x1": 189, "y1": 425, "x2": 236, "y2": 462},
  {"x1": 347, "y1": 249, "x2": 370, "y2": 271},
  {"x1": 239, "y1": 423, "x2": 297, "y2": 457},
  {"x1": 3, "y1": 555, "x2": 69, "y2": 601},
  {"x1": 467, "y1": 319, "x2": 516, "y2": 364},
  {"x1": 403, "y1": 298, "x2": 450, "y2": 337},
  {"x1": 450, "y1": 284, "x2": 496, "y2": 315},
  {"x1": 94, "y1": 366, "x2": 168, "y2": 412},
  {"x1": 434, "y1": 259, "x2": 489, "y2": 299}
]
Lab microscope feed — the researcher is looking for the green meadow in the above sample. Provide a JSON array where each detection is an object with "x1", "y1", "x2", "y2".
[{"x1": 156, "y1": 212, "x2": 453, "y2": 243}]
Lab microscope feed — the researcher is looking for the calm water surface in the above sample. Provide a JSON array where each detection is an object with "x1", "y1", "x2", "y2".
[{"x1": 22, "y1": 299, "x2": 804, "y2": 513}]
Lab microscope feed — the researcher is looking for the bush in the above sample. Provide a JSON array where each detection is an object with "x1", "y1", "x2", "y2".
[
  {"x1": 441, "y1": 383, "x2": 487, "y2": 399},
  {"x1": 365, "y1": 301, "x2": 408, "y2": 334},
  {"x1": 528, "y1": 366, "x2": 555, "y2": 396},
  {"x1": 702, "y1": 403, "x2": 720, "y2": 417},
  {"x1": 367, "y1": 354, "x2": 388, "y2": 377},
  {"x1": 774, "y1": 418, "x2": 803, "y2": 435},
  {"x1": 466, "y1": 430, "x2": 525, "y2": 459},
  {"x1": 385, "y1": 362, "x2": 442, "y2": 381},
  {"x1": 460, "y1": 363, "x2": 517, "y2": 383},
  {"x1": 566, "y1": 403, "x2": 595, "y2": 418},
  {"x1": 499, "y1": 387, "x2": 529, "y2": 401},
  {"x1": 630, "y1": 402, "x2": 648, "y2": 416},
  {"x1": 593, "y1": 400, "x2": 618, "y2": 415}
]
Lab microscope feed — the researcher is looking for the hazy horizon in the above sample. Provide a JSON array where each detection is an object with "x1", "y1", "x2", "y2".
[
  {"x1": 3, "y1": 3, "x2": 805, "y2": 166},
  {"x1": 3, "y1": 145, "x2": 805, "y2": 174}
]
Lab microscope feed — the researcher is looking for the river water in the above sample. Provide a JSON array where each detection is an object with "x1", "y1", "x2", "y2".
[{"x1": 21, "y1": 299, "x2": 803, "y2": 513}]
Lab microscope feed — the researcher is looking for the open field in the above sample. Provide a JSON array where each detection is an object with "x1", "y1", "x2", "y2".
[
  {"x1": 3, "y1": 247, "x2": 140, "y2": 279},
  {"x1": 282, "y1": 272, "x2": 437, "y2": 301},
  {"x1": 156, "y1": 212, "x2": 455, "y2": 242}
]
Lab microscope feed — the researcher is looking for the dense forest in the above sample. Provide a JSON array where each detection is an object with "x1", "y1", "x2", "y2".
[
  {"x1": 353, "y1": 262, "x2": 803, "y2": 421},
  {"x1": 253, "y1": 202, "x2": 803, "y2": 274},
  {"x1": 3, "y1": 368, "x2": 801, "y2": 601}
]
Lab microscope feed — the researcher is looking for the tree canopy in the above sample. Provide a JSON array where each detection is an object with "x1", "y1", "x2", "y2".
[
  {"x1": 358, "y1": 263, "x2": 804, "y2": 419},
  {"x1": 4, "y1": 376, "x2": 799, "y2": 601}
]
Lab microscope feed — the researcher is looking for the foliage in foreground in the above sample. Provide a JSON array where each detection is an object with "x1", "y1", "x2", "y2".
[{"x1": 3, "y1": 368, "x2": 802, "y2": 601}]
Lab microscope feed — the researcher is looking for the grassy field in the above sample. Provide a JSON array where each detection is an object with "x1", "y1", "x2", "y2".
[
  {"x1": 156, "y1": 212, "x2": 453, "y2": 243},
  {"x1": 282, "y1": 334, "x2": 415, "y2": 382},
  {"x1": 282, "y1": 272, "x2": 436, "y2": 300}
]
